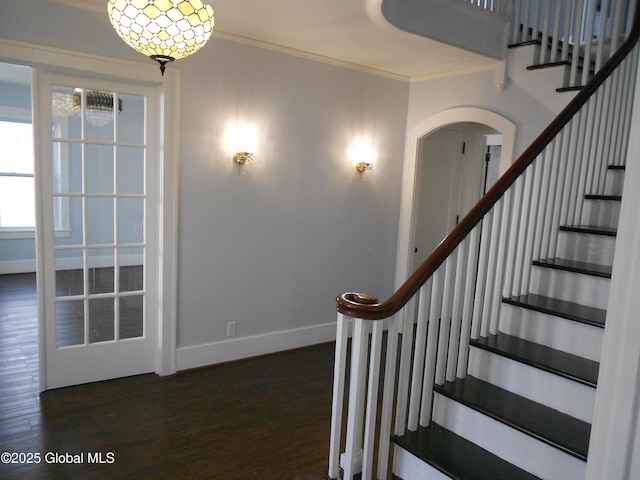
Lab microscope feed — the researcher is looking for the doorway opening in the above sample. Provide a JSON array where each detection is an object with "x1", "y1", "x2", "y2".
[
  {"x1": 412, "y1": 123, "x2": 502, "y2": 269},
  {"x1": 394, "y1": 107, "x2": 516, "y2": 291},
  {"x1": 0, "y1": 61, "x2": 39, "y2": 395}
]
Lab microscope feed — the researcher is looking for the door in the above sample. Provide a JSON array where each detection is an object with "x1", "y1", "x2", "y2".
[
  {"x1": 37, "y1": 73, "x2": 159, "y2": 390},
  {"x1": 413, "y1": 128, "x2": 464, "y2": 268}
]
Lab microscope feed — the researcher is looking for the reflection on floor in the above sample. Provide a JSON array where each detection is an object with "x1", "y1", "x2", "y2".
[{"x1": 0, "y1": 273, "x2": 333, "y2": 479}]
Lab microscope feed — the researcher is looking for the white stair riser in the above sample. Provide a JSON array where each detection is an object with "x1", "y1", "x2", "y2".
[
  {"x1": 581, "y1": 199, "x2": 621, "y2": 229},
  {"x1": 555, "y1": 231, "x2": 616, "y2": 266},
  {"x1": 499, "y1": 303, "x2": 604, "y2": 362},
  {"x1": 604, "y1": 169, "x2": 625, "y2": 196},
  {"x1": 529, "y1": 267, "x2": 610, "y2": 309},
  {"x1": 393, "y1": 446, "x2": 451, "y2": 480},
  {"x1": 432, "y1": 394, "x2": 586, "y2": 480},
  {"x1": 468, "y1": 347, "x2": 595, "y2": 423}
]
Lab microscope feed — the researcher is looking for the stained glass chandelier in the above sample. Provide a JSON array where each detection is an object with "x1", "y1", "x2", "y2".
[{"x1": 107, "y1": 0, "x2": 215, "y2": 75}]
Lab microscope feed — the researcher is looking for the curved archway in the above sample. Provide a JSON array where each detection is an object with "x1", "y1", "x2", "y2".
[{"x1": 394, "y1": 107, "x2": 516, "y2": 289}]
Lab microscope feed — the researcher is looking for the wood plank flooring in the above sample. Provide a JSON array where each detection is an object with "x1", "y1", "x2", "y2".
[{"x1": 0, "y1": 273, "x2": 334, "y2": 479}]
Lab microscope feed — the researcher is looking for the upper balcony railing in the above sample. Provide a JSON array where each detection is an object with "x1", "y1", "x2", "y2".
[{"x1": 501, "y1": 0, "x2": 637, "y2": 88}]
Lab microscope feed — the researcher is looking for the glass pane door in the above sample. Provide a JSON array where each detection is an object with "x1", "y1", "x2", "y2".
[{"x1": 39, "y1": 74, "x2": 158, "y2": 389}]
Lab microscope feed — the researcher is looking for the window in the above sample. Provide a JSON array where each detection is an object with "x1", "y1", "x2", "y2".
[{"x1": 0, "y1": 119, "x2": 35, "y2": 236}]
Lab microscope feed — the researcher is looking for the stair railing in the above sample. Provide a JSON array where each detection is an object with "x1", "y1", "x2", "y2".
[
  {"x1": 465, "y1": 0, "x2": 509, "y2": 13},
  {"x1": 328, "y1": 3, "x2": 640, "y2": 479},
  {"x1": 510, "y1": 0, "x2": 637, "y2": 88}
]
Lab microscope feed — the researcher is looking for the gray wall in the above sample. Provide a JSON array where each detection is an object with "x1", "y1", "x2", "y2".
[
  {"x1": 176, "y1": 38, "x2": 408, "y2": 346},
  {"x1": 0, "y1": 1, "x2": 409, "y2": 356}
]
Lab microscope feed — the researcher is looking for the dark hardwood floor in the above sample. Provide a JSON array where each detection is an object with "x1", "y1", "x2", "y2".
[{"x1": 0, "y1": 273, "x2": 334, "y2": 479}]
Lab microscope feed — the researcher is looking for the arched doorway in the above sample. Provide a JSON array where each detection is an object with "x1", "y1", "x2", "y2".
[{"x1": 395, "y1": 107, "x2": 516, "y2": 288}]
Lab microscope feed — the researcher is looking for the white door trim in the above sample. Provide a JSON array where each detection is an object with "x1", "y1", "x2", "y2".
[
  {"x1": 0, "y1": 37, "x2": 180, "y2": 384},
  {"x1": 395, "y1": 107, "x2": 516, "y2": 291}
]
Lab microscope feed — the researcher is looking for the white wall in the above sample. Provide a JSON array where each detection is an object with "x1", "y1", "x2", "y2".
[
  {"x1": 0, "y1": 1, "x2": 409, "y2": 368},
  {"x1": 407, "y1": 65, "x2": 562, "y2": 160},
  {"x1": 175, "y1": 38, "x2": 409, "y2": 361}
]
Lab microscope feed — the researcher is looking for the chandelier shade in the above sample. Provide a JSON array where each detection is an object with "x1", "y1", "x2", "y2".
[{"x1": 107, "y1": 0, "x2": 215, "y2": 75}]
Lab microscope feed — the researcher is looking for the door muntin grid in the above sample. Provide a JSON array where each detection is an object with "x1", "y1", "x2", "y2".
[{"x1": 51, "y1": 86, "x2": 147, "y2": 348}]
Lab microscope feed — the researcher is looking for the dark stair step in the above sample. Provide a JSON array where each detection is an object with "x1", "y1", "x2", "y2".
[
  {"x1": 532, "y1": 258, "x2": 612, "y2": 278},
  {"x1": 559, "y1": 225, "x2": 617, "y2": 236},
  {"x1": 503, "y1": 294, "x2": 606, "y2": 328},
  {"x1": 557, "y1": 85, "x2": 584, "y2": 92},
  {"x1": 470, "y1": 333, "x2": 599, "y2": 387},
  {"x1": 434, "y1": 376, "x2": 591, "y2": 460},
  {"x1": 584, "y1": 194, "x2": 622, "y2": 201},
  {"x1": 392, "y1": 422, "x2": 541, "y2": 480},
  {"x1": 527, "y1": 60, "x2": 571, "y2": 71}
]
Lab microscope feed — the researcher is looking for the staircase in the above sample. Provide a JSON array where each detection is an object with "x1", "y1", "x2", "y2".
[
  {"x1": 327, "y1": 2, "x2": 640, "y2": 480},
  {"x1": 390, "y1": 165, "x2": 624, "y2": 479}
]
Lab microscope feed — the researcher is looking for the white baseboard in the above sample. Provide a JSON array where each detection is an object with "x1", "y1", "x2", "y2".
[
  {"x1": 0, "y1": 259, "x2": 36, "y2": 274},
  {"x1": 176, "y1": 321, "x2": 337, "y2": 371}
]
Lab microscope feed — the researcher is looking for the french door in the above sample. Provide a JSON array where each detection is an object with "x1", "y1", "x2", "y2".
[{"x1": 37, "y1": 73, "x2": 159, "y2": 390}]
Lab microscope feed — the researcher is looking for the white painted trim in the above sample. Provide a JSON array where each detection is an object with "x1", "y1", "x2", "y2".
[
  {"x1": 394, "y1": 107, "x2": 516, "y2": 293},
  {"x1": 0, "y1": 259, "x2": 37, "y2": 274},
  {"x1": 0, "y1": 37, "x2": 179, "y2": 383},
  {"x1": 176, "y1": 322, "x2": 337, "y2": 371},
  {"x1": 586, "y1": 51, "x2": 640, "y2": 480}
]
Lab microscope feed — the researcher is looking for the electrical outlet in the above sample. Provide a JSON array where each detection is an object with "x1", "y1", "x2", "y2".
[{"x1": 227, "y1": 321, "x2": 237, "y2": 337}]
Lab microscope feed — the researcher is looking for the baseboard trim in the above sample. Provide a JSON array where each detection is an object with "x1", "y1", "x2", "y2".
[
  {"x1": 0, "y1": 259, "x2": 37, "y2": 274},
  {"x1": 176, "y1": 322, "x2": 337, "y2": 371}
]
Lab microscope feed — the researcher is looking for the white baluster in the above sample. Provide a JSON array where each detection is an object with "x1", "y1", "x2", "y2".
[
  {"x1": 570, "y1": 0, "x2": 585, "y2": 86},
  {"x1": 471, "y1": 210, "x2": 493, "y2": 335},
  {"x1": 435, "y1": 256, "x2": 456, "y2": 384},
  {"x1": 447, "y1": 244, "x2": 467, "y2": 381},
  {"x1": 328, "y1": 313, "x2": 350, "y2": 479},
  {"x1": 458, "y1": 226, "x2": 481, "y2": 378},
  {"x1": 481, "y1": 202, "x2": 502, "y2": 336},
  {"x1": 362, "y1": 319, "x2": 384, "y2": 480},
  {"x1": 419, "y1": 269, "x2": 442, "y2": 426},
  {"x1": 378, "y1": 314, "x2": 401, "y2": 479},
  {"x1": 342, "y1": 318, "x2": 370, "y2": 480},
  {"x1": 393, "y1": 297, "x2": 416, "y2": 436},
  {"x1": 407, "y1": 280, "x2": 432, "y2": 431}
]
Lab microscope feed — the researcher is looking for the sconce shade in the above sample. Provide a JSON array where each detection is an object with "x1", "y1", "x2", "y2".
[
  {"x1": 107, "y1": 0, "x2": 215, "y2": 75},
  {"x1": 349, "y1": 140, "x2": 378, "y2": 173}
]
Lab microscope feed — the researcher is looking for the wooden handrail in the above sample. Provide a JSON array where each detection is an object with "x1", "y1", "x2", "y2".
[{"x1": 337, "y1": 2, "x2": 640, "y2": 321}]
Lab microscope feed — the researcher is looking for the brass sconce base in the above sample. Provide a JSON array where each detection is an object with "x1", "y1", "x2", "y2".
[
  {"x1": 234, "y1": 152, "x2": 254, "y2": 164},
  {"x1": 356, "y1": 161, "x2": 373, "y2": 173}
]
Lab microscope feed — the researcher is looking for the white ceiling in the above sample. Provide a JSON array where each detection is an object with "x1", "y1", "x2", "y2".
[{"x1": 45, "y1": 0, "x2": 496, "y2": 81}]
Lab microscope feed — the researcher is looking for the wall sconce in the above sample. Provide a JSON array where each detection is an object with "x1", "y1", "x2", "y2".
[
  {"x1": 349, "y1": 140, "x2": 378, "y2": 174},
  {"x1": 234, "y1": 151, "x2": 253, "y2": 165},
  {"x1": 226, "y1": 124, "x2": 259, "y2": 171}
]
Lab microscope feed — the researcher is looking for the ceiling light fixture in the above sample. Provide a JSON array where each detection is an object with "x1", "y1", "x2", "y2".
[{"x1": 107, "y1": 0, "x2": 215, "y2": 76}]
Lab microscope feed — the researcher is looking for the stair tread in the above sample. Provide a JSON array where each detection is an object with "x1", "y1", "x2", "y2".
[
  {"x1": 434, "y1": 376, "x2": 591, "y2": 460},
  {"x1": 503, "y1": 294, "x2": 606, "y2": 328},
  {"x1": 532, "y1": 258, "x2": 612, "y2": 278},
  {"x1": 527, "y1": 60, "x2": 571, "y2": 70},
  {"x1": 584, "y1": 194, "x2": 622, "y2": 201},
  {"x1": 470, "y1": 333, "x2": 599, "y2": 387},
  {"x1": 559, "y1": 225, "x2": 617, "y2": 236},
  {"x1": 392, "y1": 422, "x2": 542, "y2": 480},
  {"x1": 557, "y1": 85, "x2": 584, "y2": 92}
]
